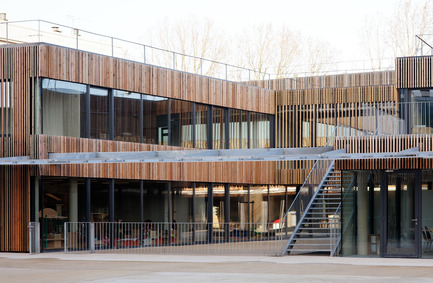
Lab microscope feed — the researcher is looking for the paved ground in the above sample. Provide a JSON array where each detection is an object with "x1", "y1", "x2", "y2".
[{"x1": 1, "y1": 252, "x2": 433, "y2": 282}]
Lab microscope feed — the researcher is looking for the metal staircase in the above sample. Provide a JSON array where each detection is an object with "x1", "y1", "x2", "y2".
[{"x1": 282, "y1": 161, "x2": 351, "y2": 256}]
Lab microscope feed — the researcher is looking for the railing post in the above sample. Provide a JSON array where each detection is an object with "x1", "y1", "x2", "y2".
[
  {"x1": 75, "y1": 28, "x2": 79, "y2": 50},
  {"x1": 64, "y1": 222, "x2": 67, "y2": 253},
  {"x1": 89, "y1": 222, "x2": 95, "y2": 254},
  {"x1": 225, "y1": 64, "x2": 228, "y2": 80},
  {"x1": 143, "y1": 45, "x2": 146, "y2": 64},
  {"x1": 111, "y1": 37, "x2": 114, "y2": 57},
  {"x1": 29, "y1": 222, "x2": 40, "y2": 254},
  {"x1": 173, "y1": 52, "x2": 175, "y2": 70},
  {"x1": 38, "y1": 20, "x2": 41, "y2": 43},
  {"x1": 268, "y1": 73, "x2": 271, "y2": 89}
]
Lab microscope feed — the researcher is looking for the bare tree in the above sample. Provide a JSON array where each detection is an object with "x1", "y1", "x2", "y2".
[
  {"x1": 144, "y1": 17, "x2": 228, "y2": 77},
  {"x1": 361, "y1": 0, "x2": 433, "y2": 68},
  {"x1": 237, "y1": 24, "x2": 336, "y2": 79},
  {"x1": 237, "y1": 24, "x2": 302, "y2": 80},
  {"x1": 360, "y1": 15, "x2": 388, "y2": 71},
  {"x1": 302, "y1": 37, "x2": 336, "y2": 75}
]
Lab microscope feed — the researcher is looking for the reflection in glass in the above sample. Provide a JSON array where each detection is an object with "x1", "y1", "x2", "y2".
[
  {"x1": 213, "y1": 106, "x2": 225, "y2": 149},
  {"x1": 142, "y1": 95, "x2": 169, "y2": 145},
  {"x1": 195, "y1": 104, "x2": 208, "y2": 149},
  {"x1": 42, "y1": 79, "x2": 86, "y2": 137},
  {"x1": 170, "y1": 100, "x2": 193, "y2": 147},
  {"x1": 250, "y1": 112, "x2": 270, "y2": 148},
  {"x1": 195, "y1": 183, "x2": 208, "y2": 223},
  {"x1": 113, "y1": 90, "x2": 141, "y2": 142},
  {"x1": 90, "y1": 87, "x2": 108, "y2": 139},
  {"x1": 230, "y1": 109, "x2": 248, "y2": 149}
]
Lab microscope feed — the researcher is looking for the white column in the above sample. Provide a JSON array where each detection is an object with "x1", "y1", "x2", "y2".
[
  {"x1": 357, "y1": 172, "x2": 369, "y2": 256},
  {"x1": 69, "y1": 179, "x2": 78, "y2": 223}
]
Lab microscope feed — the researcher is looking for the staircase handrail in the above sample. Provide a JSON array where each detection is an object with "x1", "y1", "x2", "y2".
[
  {"x1": 279, "y1": 124, "x2": 340, "y2": 227},
  {"x1": 280, "y1": 160, "x2": 335, "y2": 256},
  {"x1": 329, "y1": 174, "x2": 356, "y2": 256}
]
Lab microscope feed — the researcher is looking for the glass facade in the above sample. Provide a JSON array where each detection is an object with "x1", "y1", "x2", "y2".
[{"x1": 40, "y1": 78, "x2": 273, "y2": 150}]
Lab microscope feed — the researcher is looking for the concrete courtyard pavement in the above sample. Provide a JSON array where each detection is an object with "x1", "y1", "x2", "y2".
[{"x1": 1, "y1": 252, "x2": 433, "y2": 282}]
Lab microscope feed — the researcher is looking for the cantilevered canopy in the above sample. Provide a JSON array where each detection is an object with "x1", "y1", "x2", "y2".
[{"x1": 0, "y1": 147, "x2": 427, "y2": 166}]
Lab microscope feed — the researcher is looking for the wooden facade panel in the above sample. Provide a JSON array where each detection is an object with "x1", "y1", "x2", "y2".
[
  {"x1": 0, "y1": 45, "x2": 40, "y2": 252},
  {"x1": 396, "y1": 56, "x2": 433, "y2": 89},
  {"x1": 251, "y1": 71, "x2": 395, "y2": 90},
  {"x1": 335, "y1": 135, "x2": 433, "y2": 170},
  {"x1": 37, "y1": 44, "x2": 273, "y2": 114},
  {"x1": 32, "y1": 135, "x2": 276, "y2": 184}
]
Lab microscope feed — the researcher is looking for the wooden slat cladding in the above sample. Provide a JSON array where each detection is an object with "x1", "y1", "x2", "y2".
[
  {"x1": 335, "y1": 135, "x2": 433, "y2": 170},
  {"x1": 277, "y1": 85, "x2": 398, "y2": 106},
  {"x1": 396, "y1": 56, "x2": 433, "y2": 89},
  {"x1": 251, "y1": 71, "x2": 395, "y2": 90},
  {"x1": 32, "y1": 135, "x2": 276, "y2": 185},
  {"x1": 275, "y1": 85, "x2": 398, "y2": 185},
  {"x1": 0, "y1": 45, "x2": 37, "y2": 252},
  {"x1": 37, "y1": 44, "x2": 275, "y2": 115},
  {"x1": 335, "y1": 134, "x2": 433, "y2": 153}
]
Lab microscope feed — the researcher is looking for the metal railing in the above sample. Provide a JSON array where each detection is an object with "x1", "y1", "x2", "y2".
[
  {"x1": 416, "y1": 34, "x2": 433, "y2": 56},
  {"x1": 0, "y1": 20, "x2": 271, "y2": 87},
  {"x1": 63, "y1": 222, "x2": 286, "y2": 256}
]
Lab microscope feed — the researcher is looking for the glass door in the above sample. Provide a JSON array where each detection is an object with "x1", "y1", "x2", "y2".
[{"x1": 381, "y1": 171, "x2": 421, "y2": 258}]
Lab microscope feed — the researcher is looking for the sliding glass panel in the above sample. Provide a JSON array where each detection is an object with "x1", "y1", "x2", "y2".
[
  {"x1": 229, "y1": 109, "x2": 248, "y2": 149},
  {"x1": 142, "y1": 94, "x2": 168, "y2": 145},
  {"x1": 385, "y1": 172, "x2": 418, "y2": 257},
  {"x1": 170, "y1": 100, "x2": 193, "y2": 147},
  {"x1": 213, "y1": 106, "x2": 225, "y2": 149},
  {"x1": 41, "y1": 79, "x2": 86, "y2": 137},
  {"x1": 195, "y1": 183, "x2": 208, "y2": 223},
  {"x1": 90, "y1": 87, "x2": 108, "y2": 139},
  {"x1": 113, "y1": 90, "x2": 141, "y2": 142},
  {"x1": 195, "y1": 104, "x2": 208, "y2": 149},
  {"x1": 250, "y1": 112, "x2": 270, "y2": 148}
]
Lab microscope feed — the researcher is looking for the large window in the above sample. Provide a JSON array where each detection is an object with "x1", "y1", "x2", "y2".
[
  {"x1": 229, "y1": 109, "x2": 248, "y2": 149},
  {"x1": 142, "y1": 94, "x2": 169, "y2": 145},
  {"x1": 40, "y1": 79, "x2": 273, "y2": 149},
  {"x1": 195, "y1": 104, "x2": 208, "y2": 149},
  {"x1": 212, "y1": 106, "x2": 225, "y2": 149},
  {"x1": 170, "y1": 100, "x2": 193, "y2": 147},
  {"x1": 250, "y1": 112, "x2": 271, "y2": 148},
  {"x1": 114, "y1": 90, "x2": 141, "y2": 142},
  {"x1": 41, "y1": 79, "x2": 86, "y2": 137},
  {"x1": 90, "y1": 87, "x2": 109, "y2": 140}
]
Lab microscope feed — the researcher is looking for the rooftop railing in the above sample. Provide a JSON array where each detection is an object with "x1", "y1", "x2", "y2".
[
  {"x1": 0, "y1": 19, "x2": 400, "y2": 87},
  {"x1": 0, "y1": 20, "x2": 272, "y2": 87},
  {"x1": 416, "y1": 34, "x2": 433, "y2": 56}
]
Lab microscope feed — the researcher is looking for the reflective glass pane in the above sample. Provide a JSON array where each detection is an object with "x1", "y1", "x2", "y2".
[
  {"x1": 42, "y1": 78, "x2": 86, "y2": 137},
  {"x1": 113, "y1": 90, "x2": 141, "y2": 142},
  {"x1": 90, "y1": 87, "x2": 108, "y2": 139}
]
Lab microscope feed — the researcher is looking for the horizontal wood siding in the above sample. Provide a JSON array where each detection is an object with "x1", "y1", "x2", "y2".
[
  {"x1": 32, "y1": 135, "x2": 276, "y2": 185},
  {"x1": 38, "y1": 44, "x2": 275, "y2": 114}
]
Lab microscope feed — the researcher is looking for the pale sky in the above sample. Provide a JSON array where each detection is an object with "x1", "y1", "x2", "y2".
[{"x1": 3, "y1": 0, "x2": 401, "y2": 66}]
